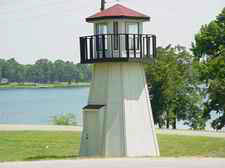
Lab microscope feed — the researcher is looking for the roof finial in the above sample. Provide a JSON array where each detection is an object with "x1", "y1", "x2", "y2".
[{"x1": 101, "y1": 0, "x2": 105, "y2": 11}]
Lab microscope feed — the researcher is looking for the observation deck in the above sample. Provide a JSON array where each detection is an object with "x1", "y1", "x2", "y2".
[{"x1": 80, "y1": 33, "x2": 156, "y2": 64}]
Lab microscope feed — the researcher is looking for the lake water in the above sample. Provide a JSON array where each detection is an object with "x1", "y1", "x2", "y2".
[
  {"x1": 0, "y1": 88, "x2": 223, "y2": 131},
  {"x1": 0, "y1": 88, "x2": 89, "y2": 125}
]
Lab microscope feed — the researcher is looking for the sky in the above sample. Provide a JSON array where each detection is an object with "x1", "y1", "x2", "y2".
[{"x1": 0, "y1": 0, "x2": 224, "y2": 64}]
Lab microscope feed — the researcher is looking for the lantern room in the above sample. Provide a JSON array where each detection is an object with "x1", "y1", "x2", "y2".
[{"x1": 80, "y1": 4, "x2": 156, "y2": 64}]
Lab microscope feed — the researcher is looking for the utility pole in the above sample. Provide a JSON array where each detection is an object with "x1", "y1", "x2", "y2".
[{"x1": 101, "y1": 0, "x2": 105, "y2": 11}]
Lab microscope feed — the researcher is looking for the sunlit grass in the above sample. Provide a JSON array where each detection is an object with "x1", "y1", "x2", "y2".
[
  {"x1": 157, "y1": 134, "x2": 225, "y2": 157},
  {"x1": 0, "y1": 131, "x2": 80, "y2": 162},
  {"x1": 0, "y1": 131, "x2": 224, "y2": 162}
]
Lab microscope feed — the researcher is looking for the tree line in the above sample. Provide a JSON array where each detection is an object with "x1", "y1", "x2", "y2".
[
  {"x1": 0, "y1": 58, "x2": 92, "y2": 83},
  {"x1": 145, "y1": 7, "x2": 225, "y2": 130}
]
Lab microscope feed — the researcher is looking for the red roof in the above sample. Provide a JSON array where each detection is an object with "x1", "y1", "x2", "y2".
[{"x1": 86, "y1": 4, "x2": 150, "y2": 22}]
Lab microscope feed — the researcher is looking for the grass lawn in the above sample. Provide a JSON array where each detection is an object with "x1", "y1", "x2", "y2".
[{"x1": 0, "y1": 131, "x2": 224, "y2": 162}]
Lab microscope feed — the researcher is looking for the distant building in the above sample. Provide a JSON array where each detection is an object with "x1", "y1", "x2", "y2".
[{"x1": 1, "y1": 78, "x2": 9, "y2": 84}]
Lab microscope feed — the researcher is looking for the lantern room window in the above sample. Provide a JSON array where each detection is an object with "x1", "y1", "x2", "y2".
[
  {"x1": 96, "y1": 23, "x2": 107, "y2": 35},
  {"x1": 96, "y1": 23, "x2": 108, "y2": 51},
  {"x1": 126, "y1": 22, "x2": 139, "y2": 34},
  {"x1": 126, "y1": 22, "x2": 139, "y2": 50}
]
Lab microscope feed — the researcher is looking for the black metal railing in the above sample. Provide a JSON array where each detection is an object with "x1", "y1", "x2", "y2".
[{"x1": 80, "y1": 34, "x2": 156, "y2": 64}]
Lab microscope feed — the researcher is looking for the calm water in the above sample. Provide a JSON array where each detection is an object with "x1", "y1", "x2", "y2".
[
  {"x1": 0, "y1": 88, "x2": 89, "y2": 125},
  {"x1": 0, "y1": 88, "x2": 223, "y2": 131}
]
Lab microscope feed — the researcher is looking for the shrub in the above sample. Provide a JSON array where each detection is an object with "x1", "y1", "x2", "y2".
[{"x1": 51, "y1": 113, "x2": 77, "y2": 126}]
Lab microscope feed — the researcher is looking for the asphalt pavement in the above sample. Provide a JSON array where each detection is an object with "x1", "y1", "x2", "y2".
[{"x1": 0, "y1": 158, "x2": 225, "y2": 168}]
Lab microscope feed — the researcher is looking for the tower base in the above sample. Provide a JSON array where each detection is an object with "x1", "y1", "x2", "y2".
[{"x1": 80, "y1": 63, "x2": 159, "y2": 157}]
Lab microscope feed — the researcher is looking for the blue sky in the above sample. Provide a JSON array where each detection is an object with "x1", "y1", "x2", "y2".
[{"x1": 0, "y1": 0, "x2": 224, "y2": 64}]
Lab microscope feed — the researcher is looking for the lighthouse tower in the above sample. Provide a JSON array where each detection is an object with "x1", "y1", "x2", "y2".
[{"x1": 79, "y1": 3, "x2": 159, "y2": 157}]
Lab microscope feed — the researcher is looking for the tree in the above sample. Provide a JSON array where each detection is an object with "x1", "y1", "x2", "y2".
[
  {"x1": 202, "y1": 51, "x2": 225, "y2": 130},
  {"x1": 192, "y1": 7, "x2": 225, "y2": 130},
  {"x1": 0, "y1": 59, "x2": 4, "y2": 81},
  {"x1": 192, "y1": 7, "x2": 225, "y2": 59},
  {"x1": 34, "y1": 59, "x2": 53, "y2": 83},
  {"x1": 54, "y1": 60, "x2": 65, "y2": 82},
  {"x1": 3, "y1": 58, "x2": 19, "y2": 82},
  {"x1": 0, "y1": 68, "x2": 2, "y2": 81},
  {"x1": 24, "y1": 64, "x2": 34, "y2": 82},
  {"x1": 64, "y1": 61, "x2": 75, "y2": 84},
  {"x1": 76, "y1": 64, "x2": 92, "y2": 82},
  {"x1": 16, "y1": 64, "x2": 25, "y2": 83},
  {"x1": 145, "y1": 45, "x2": 205, "y2": 129}
]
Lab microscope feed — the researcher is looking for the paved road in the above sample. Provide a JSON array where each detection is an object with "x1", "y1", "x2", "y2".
[{"x1": 0, "y1": 158, "x2": 225, "y2": 168}]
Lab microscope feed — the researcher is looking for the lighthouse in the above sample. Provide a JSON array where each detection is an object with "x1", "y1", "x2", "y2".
[{"x1": 79, "y1": 2, "x2": 159, "y2": 157}]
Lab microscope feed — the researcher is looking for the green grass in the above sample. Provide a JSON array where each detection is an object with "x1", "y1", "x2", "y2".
[
  {"x1": 157, "y1": 134, "x2": 225, "y2": 157},
  {"x1": 0, "y1": 131, "x2": 224, "y2": 162},
  {"x1": 0, "y1": 82, "x2": 90, "y2": 89},
  {"x1": 0, "y1": 131, "x2": 80, "y2": 162}
]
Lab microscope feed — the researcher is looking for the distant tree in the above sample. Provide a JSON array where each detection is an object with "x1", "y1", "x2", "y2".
[
  {"x1": 73, "y1": 67, "x2": 81, "y2": 83},
  {"x1": 0, "y1": 59, "x2": 4, "y2": 81},
  {"x1": 64, "y1": 61, "x2": 75, "y2": 84},
  {"x1": 3, "y1": 58, "x2": 19, "y2": 82},
  {"x1": 76, "y1": 64, "x2": 92, "y2": 82},
  {"x1": 16, "y1": 64, "x2": 25, "y2": 83},
  {"x1": 24, "y1": 64, "x2": 33, "y2": 82},
  {"x1": 0, "y1": 69, "x2": 2, "y2": 81},
  {"x1": 34, "y1": 59, "x2": 53, "y2": 83},
  {"x1": 0, "y1": 58, "x2": 92, "y2": 84},
  {"x1": 54, "y1": 60, "x2": 65, "y2": 82}
]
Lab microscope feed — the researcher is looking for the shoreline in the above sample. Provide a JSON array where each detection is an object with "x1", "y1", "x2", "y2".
[
  {"x1": 0, "y1": 82, "x2": 90, "y2": 89},
  {"x1": 0, "y1": 124, "x2": 224, "y2": 138}
]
